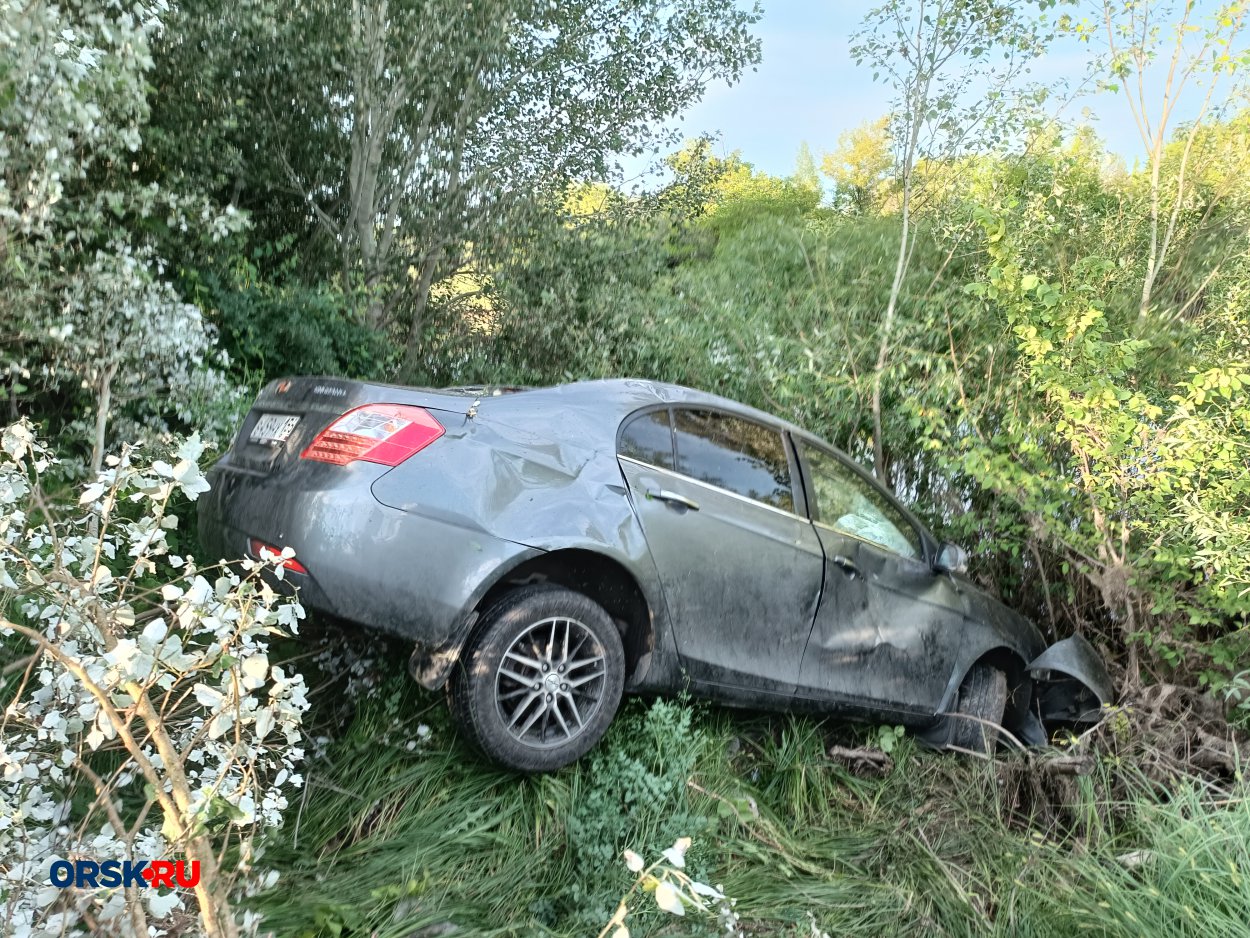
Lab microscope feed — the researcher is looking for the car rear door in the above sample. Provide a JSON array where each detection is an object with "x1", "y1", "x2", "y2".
[
  {"x1": 616, "y1": 407, "x2": 824, "y2": 701},
  {"x1": 794, "y1": 440, "x2": 964, "y2": 715}
]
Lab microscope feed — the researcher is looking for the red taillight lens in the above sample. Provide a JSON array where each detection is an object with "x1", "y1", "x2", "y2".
[
  {"x1": 248, "y1": 538, "x2": 309, "y2": 575},
  {"x1": 300, "y1": 404, "x2": 444, "y2": 466}
]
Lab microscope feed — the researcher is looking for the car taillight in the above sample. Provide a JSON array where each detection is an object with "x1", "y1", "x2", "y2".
[
  {"x1": 300, "y1": 404, "x2": 444, "y2": 466},
  {"x1": 248, "y1": 538, "x2": 309, "y2": 574}
]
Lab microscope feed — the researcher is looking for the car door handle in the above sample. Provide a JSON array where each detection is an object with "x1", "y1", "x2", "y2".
[
  {"x1": 831, "y1": 554, "x2": 859, "y2": 577},
  {"x1": 645, "y1": 488, "x2": 700, "y2": 511}
]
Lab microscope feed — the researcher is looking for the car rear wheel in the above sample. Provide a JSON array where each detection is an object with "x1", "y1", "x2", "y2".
[
  {"x1": 448, "y1": 584, "x2": 625, "y2": 772},
  {"x1": 951, "y1": 663, "x2": 1008, "y2": 755}
]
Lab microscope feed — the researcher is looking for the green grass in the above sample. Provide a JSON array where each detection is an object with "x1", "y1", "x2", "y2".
[{"x1": 251, "y1": 649, "x2": 1250, "y2": 938}]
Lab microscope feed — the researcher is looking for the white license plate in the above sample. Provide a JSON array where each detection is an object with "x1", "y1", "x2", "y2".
[{"x1": 250, "y1": 413, "x2": 300, "y2": 444}]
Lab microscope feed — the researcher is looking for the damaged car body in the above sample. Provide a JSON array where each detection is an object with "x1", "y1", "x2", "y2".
[{"x1": 198, "y1": 376, "x2": 1113, "y2": 771}]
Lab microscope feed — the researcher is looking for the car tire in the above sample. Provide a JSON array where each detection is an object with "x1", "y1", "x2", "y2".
[
  {"x1": 447, "y1": 584, "x2": 625, "y2": 772},
  {"x1": 951, "y1": 663, "x2": 1007, "y2": 755}
]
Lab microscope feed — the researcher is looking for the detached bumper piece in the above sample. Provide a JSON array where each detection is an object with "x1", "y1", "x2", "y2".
[{"x1": 1028, "y1": 634, "x2": 1114, "y2": 723}]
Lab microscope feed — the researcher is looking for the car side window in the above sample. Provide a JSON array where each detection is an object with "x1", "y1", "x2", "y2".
[
  {"x1": 800, "y1": 444, "x2": 920, "y2": 559},
  {"x1": 618, "y1": 409, "x2": 675, "y2": 470},
  {"x1": 672, "y1": 409, "x2": 794, "y2": 512}
]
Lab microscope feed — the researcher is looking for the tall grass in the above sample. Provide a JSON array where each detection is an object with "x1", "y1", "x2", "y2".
[{"x1": 252, "y1": 656, "x2": 1248, "y2": 938}]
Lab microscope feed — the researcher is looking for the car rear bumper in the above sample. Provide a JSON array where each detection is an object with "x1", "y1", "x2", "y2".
[{"x1": 197, "y1": 459, "x2": 536, "y2": 648}]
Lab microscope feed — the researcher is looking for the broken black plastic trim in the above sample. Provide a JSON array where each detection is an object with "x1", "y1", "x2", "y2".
[{"x1": 1028, "y1": 634, "x2": 1114, "y2": 723}]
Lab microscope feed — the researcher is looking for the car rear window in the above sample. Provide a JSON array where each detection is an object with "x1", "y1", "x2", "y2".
[
  {"x1": 618, "y1": 409, "x2": 675, "y2": 469},
  {"x1": 672, "y1": 409, "x2": 794, "y2": 512}
]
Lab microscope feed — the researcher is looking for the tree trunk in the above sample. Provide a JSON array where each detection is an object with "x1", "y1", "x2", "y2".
[
  {"x1": 399, "y1": 247, "x2": 444, "y2": 382},
  {"x1": 91, "y1": 362, "x2": 118, "y2": 477},
  {"x1": 347, "y1": 0, "x2": 406, "y2": 331},
  {"x1": 131, "y1": 689, "x2": 239, "y2": 938},
  {"x1": 870, "y1": 101, "x2": 921, "y2": 491},
  {"x1": 870, "y1": 213, "x2": 910, "y2": 490},
  {"x1": 1138, "y1": 143, "x2": 1163, "y2": 321},
  {"x1": 8, "y1": 623, "x2": 240, "y2": 938}
]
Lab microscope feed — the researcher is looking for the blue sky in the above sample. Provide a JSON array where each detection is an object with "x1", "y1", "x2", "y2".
[{"x1": 621, "y1": 0, "x2": 1235, "y2": 183}]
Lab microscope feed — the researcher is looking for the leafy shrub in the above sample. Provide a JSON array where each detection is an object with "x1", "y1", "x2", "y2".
[
  {"x1": 191, "y1": 255, "x2": 395, "y2": 385},
  {"x1": 954, "y1": 161, "x2": 1250, "y2": 685},
  {"x1": 560, "y1": 698, "x2": 713, "y2": 927},
  {"x1": 1, "y1": 0, "x2": 248, "y2": 476},
  {"x1": 0, "y1": 422, "x2": 308, "y2": 937}
]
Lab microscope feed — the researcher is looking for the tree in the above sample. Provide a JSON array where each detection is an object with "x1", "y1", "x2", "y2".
[
  {"x1": 2, "y1": 0, "x2": 242, "y2": 466},
  {"x1": 667, "y1": 142, "x2": 821, "y2": 225},
  {"x1": 151, "y1": 0, "x2": 763, "y2": 379},
  {"x1": 2, "y1": 0, "x2": 160, "y2": 358},
  {"x1": 850, "y1": 0, "x2": 1050, "y2": 486},
  {"x1": 0, "y1": 425, "x2": 308, "y2": 938},
  {"x1": 821, "y1": 116, "x2": 895, "y2": 214},
  {"x1": 793, "y1": 141, "x2": 822, "y2": 193},
  {"x1": 43, "y1": 246, "x2": 227, "y2": 474},
  {"x1": 958, "y1": 143, "x2": 1250, "y2": 687},
  {"x1": 1067, "y1": 0, "x2": 1249, "y2": 321}
]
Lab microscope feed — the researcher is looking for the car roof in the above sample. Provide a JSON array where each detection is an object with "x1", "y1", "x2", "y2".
[
  {"x1": 467, "y1": 377, "x2": 935, "y2": 550},
  {"x1": 483, "y1": 378, "x2": 807, "y2": 438}
]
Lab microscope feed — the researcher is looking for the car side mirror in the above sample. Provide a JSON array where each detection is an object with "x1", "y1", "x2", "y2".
[{"x1": 936, "y1": 542, "x2": 968, "y2": 575}]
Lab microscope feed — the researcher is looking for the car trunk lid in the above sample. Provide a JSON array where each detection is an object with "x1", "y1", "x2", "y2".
[{"x1": 223, "y1": 376, "x2": 480, "y2": 477}]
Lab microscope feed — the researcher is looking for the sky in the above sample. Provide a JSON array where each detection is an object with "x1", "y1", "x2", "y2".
[{"x1": 619, "y1": 0, "x2": 1238, "y2": 184}]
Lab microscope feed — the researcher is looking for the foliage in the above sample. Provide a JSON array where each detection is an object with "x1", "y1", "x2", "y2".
[
  {"x1": 602, "y1": 836, "x2": 739, "y2": 936},
  {"x1": 1, "y1": 0, "x2": 244, "y2": 471},
  {"x1": 561, "y1": 699, "x2": 712, "y2": 927},
  {"x1": 41, "y1": 244, "x2": 238, "y2": 473},
  {"x1": 944, "y1": 122, "x2": 1250, "y2": 685},
  {"x1": 822, "y1": 116, "x2": 895, "y2": 215},
  {"x1": 0, "y1": 423, "x2": 308, "y2": 936},
  {"x1": 187, "y1": 254, "x2": 395, "y2": 384},
  {"x1": 1064, "y1": 0, "x2": 1250, "y2": 320},
  {"x1": 0, "y1": 425, "x2": 310, "y2": 938},
  {"x1": 792, "y1": 141, "x2": 821, "y2": 194},
  {"x1": 148, "y1": 0, "x2": 765, "y2": 376},
  {"x1": 446, "y1": 172, "x2": 979, "y2": 491},
  {"x1": 850, "y1": 0, "x2": 1057, "y2": 484},
  {"x1": 0, "y1": 0, "x2": 159, "y2": 245},
  {"x1": 679, "y1": 144, "x2": 824, "y2": 232}
]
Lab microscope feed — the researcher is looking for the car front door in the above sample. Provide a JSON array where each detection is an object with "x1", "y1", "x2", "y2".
[
  {"x1": 795, "y1": 441, "x2": 965, "y2": 716},
  {"x1": 617, "y1": 407, "x2": 824, "y2": 701}
]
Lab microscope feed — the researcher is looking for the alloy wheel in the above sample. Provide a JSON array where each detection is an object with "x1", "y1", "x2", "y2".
[{"x1": 493, "y1": 616, "x2": 607, "y2": 749}]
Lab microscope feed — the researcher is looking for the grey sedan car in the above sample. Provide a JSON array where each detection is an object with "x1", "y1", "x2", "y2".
[{"x1": 198, "y1": 377, "x2": 1111, "y2": 771}]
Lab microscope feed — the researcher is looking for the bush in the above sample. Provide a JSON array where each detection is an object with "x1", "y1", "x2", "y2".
[
  {"x1": 560, "y1": 698, "x2": 713, "y2": 927},
  {"x1": 191, "y1": 256, "x2": 395, "y2": 385},
  {"x1": 0, "y1": 422, "x2": 308, "y2": 937}
]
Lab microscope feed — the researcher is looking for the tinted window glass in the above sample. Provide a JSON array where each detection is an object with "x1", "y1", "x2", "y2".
[
  {"x1": 673, "y1": 409, "x2": 793, "y2": 511},
  {"x1": 619, "y1": 409, "x2": 674, "y2": 469},
  {"x1": 801, "y1": 444, "x2": 920, "y2": 559}
]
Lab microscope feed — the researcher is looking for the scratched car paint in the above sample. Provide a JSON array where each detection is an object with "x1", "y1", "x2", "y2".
[{"x1": 198, "y1": 377, "x2": 1113, "y2": 772}]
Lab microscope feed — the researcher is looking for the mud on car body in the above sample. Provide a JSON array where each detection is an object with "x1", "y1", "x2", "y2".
[{"x1": 198, "y1": 376, "x2": 1113, "y2": 772}]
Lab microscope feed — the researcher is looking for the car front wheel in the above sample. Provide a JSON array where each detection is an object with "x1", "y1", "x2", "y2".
[
  {"x1": 950, "y1": 663, "x2": 1008, "y2": 755},
  {"x1": 448, "y1": 584, "x2": 625, "y2": 772}
]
